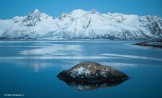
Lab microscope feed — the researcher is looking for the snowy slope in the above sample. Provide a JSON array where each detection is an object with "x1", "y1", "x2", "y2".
[{"x1": 0, "y1": 9, "x2": 162, "y2": 40}]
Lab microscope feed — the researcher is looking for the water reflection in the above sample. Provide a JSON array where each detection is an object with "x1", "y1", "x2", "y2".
[
  {"x1": 20, "y1": 44, "x2": 83, "y2": 56},
  {"x1": 100, "y1": 62, "x2": 136, "y2": 69},
  {"x1": 0, "y1": 56, "x2": 121, "y2": 72},
  {"x1": 63, "y1": 81, "x2": 124, "y2": 91},
  {"x1": 101, "y1": 53, "x2": 162, "y2": 62}
]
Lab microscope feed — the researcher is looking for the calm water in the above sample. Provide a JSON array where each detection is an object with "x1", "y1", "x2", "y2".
[{"x1": 0, "y1": 40, "x2": 162, "y2": 98}]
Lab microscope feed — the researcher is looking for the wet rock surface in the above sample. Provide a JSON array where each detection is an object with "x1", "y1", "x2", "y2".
[{"x1": 57, "y1": 62, "x2": 129, "y2": 90}]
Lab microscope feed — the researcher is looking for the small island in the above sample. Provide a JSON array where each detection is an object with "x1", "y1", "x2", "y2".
[
  {"x1": 134, "y1": 40, "x2": 162, "y2": 48},
  {"x1": 57, "y1": 62, "x2": 129, "y2": 90}
]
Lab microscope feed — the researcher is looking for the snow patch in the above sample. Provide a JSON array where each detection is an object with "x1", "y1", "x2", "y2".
[{"x1": 71, "y1": 67, "x2": 90, "y2": 76}]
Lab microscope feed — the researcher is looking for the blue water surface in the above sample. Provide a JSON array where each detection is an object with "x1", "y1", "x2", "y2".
[{"x1": 0, "y1": 40, "x2": 162, "y2": 98}]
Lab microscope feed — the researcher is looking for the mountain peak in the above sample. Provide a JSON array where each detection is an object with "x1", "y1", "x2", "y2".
[
  {"x1": 90, "y1": 9, "x2": 98, "y2": 14},
  {"x1": 0, "y1": 9, "x2": 162, "y2": 40},
  {"x1": 22, "y1": 9, "x2": 43, "y2": 27},
  {"x1": 71, "y1": 9, "x2": 87, "y2": 14},
  {"x1": 70, "y1": 9, "x2": 88, "y2": 18},
  {"x1": 33, "y1": 9, "x2": 40, "y2": 14}
]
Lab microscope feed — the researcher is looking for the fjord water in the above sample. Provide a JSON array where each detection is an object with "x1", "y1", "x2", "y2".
[{"x1": 0, "y1": 40, "x2": 162, "y2": 98}]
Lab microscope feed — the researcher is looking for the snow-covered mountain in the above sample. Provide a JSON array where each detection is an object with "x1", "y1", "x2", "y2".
[{"x1": 0, "y1": 9, "x2": 162, "y2": 40}]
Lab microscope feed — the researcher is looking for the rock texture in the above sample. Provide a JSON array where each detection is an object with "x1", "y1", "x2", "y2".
[{"x1": 57, "y1": 62, "x2": 129, "y2": 84}]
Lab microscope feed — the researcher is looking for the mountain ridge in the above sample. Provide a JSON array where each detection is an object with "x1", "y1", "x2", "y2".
[{"x1": 0, "y1": 9, "x2": 162, "y2": 40}]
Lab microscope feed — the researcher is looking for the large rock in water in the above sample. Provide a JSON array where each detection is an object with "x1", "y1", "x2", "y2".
[{"x1": 57, "y1": 62, "x2": 129, "y2": 90}]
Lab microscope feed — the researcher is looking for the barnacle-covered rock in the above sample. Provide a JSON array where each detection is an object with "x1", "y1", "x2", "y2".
[{"x1": 57, "y1": 62, "x2": 129, "y2": 84}]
